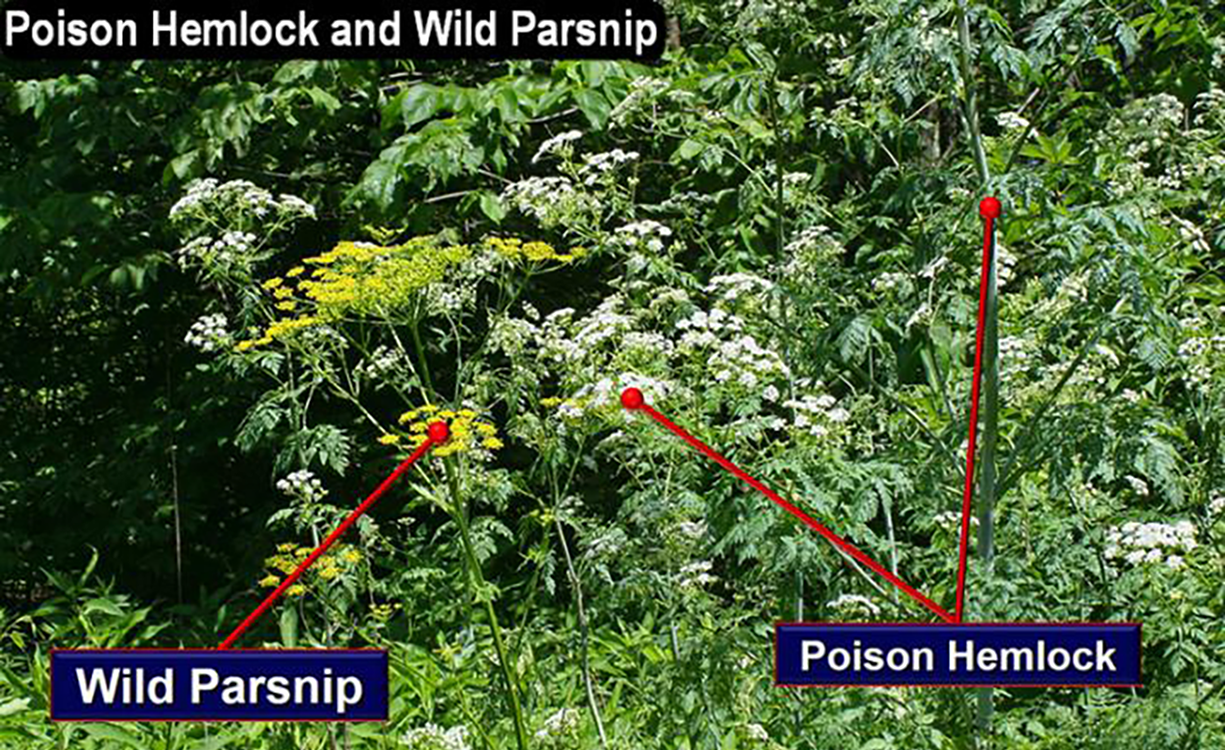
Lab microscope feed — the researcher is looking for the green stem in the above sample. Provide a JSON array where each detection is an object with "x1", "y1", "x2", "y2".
[
  {"x1": 955, "y1": 0, "x2": 996, "y2": 735},
  {"x1": 445, "y1": 458, "x2": 530, "y2": 750},
  {"x1": 955, "y1": 0, "x2": 991, "y2": 186},
  {"x1": 409, "y1": 321, "x2": 435, "y2": 396},
  {"x1": 548, "y1": 446, "x2": 608, "y2": 749}
]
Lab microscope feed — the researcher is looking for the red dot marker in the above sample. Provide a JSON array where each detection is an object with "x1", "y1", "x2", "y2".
[
  {"x1": 979, "y1": 196, "x2": 1002, "y2": 219},
  {"x1": 427, "y1": 421, "x2": 450, "y2": 443},
  {"x1": 620, "y1": 387, "x2": 645, "y2": 410}
]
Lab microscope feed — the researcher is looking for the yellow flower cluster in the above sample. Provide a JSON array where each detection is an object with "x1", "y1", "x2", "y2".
[
  {"x1": 486, "y1": 237, "x2": 587, "y2": 264},
  {"x1": 370, "y1": 602, "x2": 400, "y2": 622},
  {"x1": 395, "y1": 404, "x2": 502, "y2": 457},
  {"x1": 234, "y1": 235, "x2": 580, "y2": 352},
  {"x1": 234, "y1": 314, "x2": 321, "y2": 351},
  {"x1": 297, "y1": 238, "x2": 474, "y2": 318},
  {"x1": 258, "y1": 542, "x2": 363, "y2": 595}
]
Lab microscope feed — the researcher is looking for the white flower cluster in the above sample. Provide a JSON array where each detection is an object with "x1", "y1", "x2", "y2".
[
  {"x1": 1177, "y1": 328, "x2": 1225, "y2": 390},
  {"x1": 784, "y1": 225, "x2": 846, "y2": 280},
  {"x1": 676, "y1": 307, "x2": 745, "y2": 346},
  {"x1": 1125, "y1": 475, "x2": 1150, "y2": 497},
  {"x1": 932, "y1": 510, "x2": 977, "y2": 531},
  {"x1": 176, "y1": 231, "x2": 258, "y2": 270},
  {"x1": 424, "y1": 280, "x2": 473, "y2": 317},
  {"x1": 401, "y1": 724, "x2": 471, "y2": 750},
  {"x1": 357, "y1": 345, "x2": 407, "y2": 381},
  {"x1": 428, "y1": 248, "x2": 503, "y2": 318},
  {"x1": 613, "y1": 220, "x2": 673, "y2": 253},
  {"x1": 534, "y1": 707, "x2": 581, "y2": 742},
  {"x1": 730, "y1": 0, "x2": 807, "y2": 34},
  {"x1": 706, "y1": 272, "x2": 774, "y2": 302},
  {"x1": 610, "y1": 76, "x2": 671, "y2": 126},
  {"x1": 583, "y1": 528, "x2": 627, "y2": 561},
  {"x1": 711, "y1": 335, "x2": 790, "y2": 390},
  {"x1": 532, "y1": 130, "x2": 583, "y2": 163},
  {"x1": 873, "y1": 271, "x2": 908, "y2": 294},
  {"x1": 572, "y1": 372, "x2": 673, "y2": 417},
  {"x1": 540, "y1": 297, "x2": 635, "y2": 364},
  {"x1": 170, "y1": 178, "x2": 315, "y2": 222},
  {"x1": 995, "y1": 243, "x2": 1018, "y2": 286},
  {"x1": 1133, "y1": 93, "x2": 1186, "y2": 131},
  {"x1": 184, "y1": 313, "x2": 229, "y2": 352},
  {"x1": 168, "y1": 178, "x2": 229, "y2": 219},
  {"x1": 578, "y1": 148, "x2": 639, "y2": 186},
  {"x1": 996, "y1": 111, "x2": 1030, "y2": 132},
  {"x1": 675, "y1": 307, "x2": 789, "y2": 389},
  {"x1": 622, "y1": 331, "x2": 675, "y2": 358},
  {"x1": 783, "y1": 171, "x2": 810, "y2": 187},
  {"x1": 1172, "y1": 215, "x2": 1212, "y2": 255},
  {"x1": 998, "y1": 334, "x2": 1038, "y2": 386},
  {"x1": 675, "y1": 519, "x2": 707, "y2": 539},
  {"x1": 1209, "y1": 494, "x2": 1225, "y2": 518},
  {"x1": 276, "y1": 469, "x2": 326, "y2": 504},
  {"x1": 1105, "y1": 520, "x2": 1196, "y2": 570},
  {"x1": 826, "y1": 593, "x2": 881, "y2": 616},
  {"x1": 785, "y1": 225, "x2": 837, "y2": 258},
  {"x1": 744, "y1": 723, "x2": 770, "y2": 743},
  {"x1": 1195, "y1": 86, "x2": 1225, "y2": 126},
  {"x1": 502, "y1": 176, "x2": 599, "y2": 227},
  {"x1": 1103, "y1": 94, "x2": 1192, "y2": 196},
  {"x1": 783, "y1": 392, "x2": 849, "y2": 437},
  {"x1": 906, "y1": 302, "x2": 932, "y2": 330},
  {"x1": 488, "y1": 315, "x2": 538, "y2": 358},
  {"x1": 678, "y1": 560, "x2": 716, "y2": 589}
]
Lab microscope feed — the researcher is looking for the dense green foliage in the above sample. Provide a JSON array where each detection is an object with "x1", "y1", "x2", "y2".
[{"x1": 3, "y1": 0, "x2": 1225, "y2": 747}]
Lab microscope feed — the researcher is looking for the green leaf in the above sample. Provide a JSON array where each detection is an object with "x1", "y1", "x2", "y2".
[
  {"x1": 574, "y1": 90, "x2": 611, "y2": 130},
  {"x1": 80, "y1": 724, "x2": 148, "y2": 749},
  {"x1": 0, "y1": 698, "x2": 30, "y2": 717},
  {"x1": 353, "y1": 157, "x2": 402, "y2": 213},
  {"x1": 280, "y1": 605, "x2": 299, "y2": 648},
  {"x1": 396, "y1": 84, "x2": 440, "y2": 128},
  {"x1": 478, "y1": 191, "x2": 507, "y2": 223},
  {"x1": 675, "y1": 138, "x2": 704, "y2": 161},
  {"x1": 82, "y1": 597, "x2": 125, "y2": 617},
  {"x1": 1115, "y1": 21, "x2": 1139, "y2": 61},
  {"x1": 164, "y1": 150, "x2": 201, "y2": 184},
  {"x1": 305, "y1": 86, "x2": 341, "y2": 114},
  {"x1": 494, "y1": 86, "x2": 521, "y2": 125},
  {"x1": 273, "y1": 60, "x2": 319, "y2": 83},
  {"x1": 837, "y1": 314, "x2": 875, "y2": 363}
]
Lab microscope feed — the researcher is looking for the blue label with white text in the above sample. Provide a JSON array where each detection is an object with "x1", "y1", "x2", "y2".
[
  {"x1": 775, "y1": 624, "x2": 1140, "y2": 687},
  {"x1": 51, "y1": 650, "x2": 387, "y2": 721}
]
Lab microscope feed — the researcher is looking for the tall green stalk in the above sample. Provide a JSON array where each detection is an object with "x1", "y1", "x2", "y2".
[
  {"x1": 956, "y1": 0, "x2": 990, "y2": 187},
  {"x1": 445, "y1": 458, "x2": 530, "y2": 750},
  {"x1": 955, "y1": 0, "x2": 998, "y2": 736},
  {"x1": 975, "y1": 205, "x2": 1001, "y2": 736}
]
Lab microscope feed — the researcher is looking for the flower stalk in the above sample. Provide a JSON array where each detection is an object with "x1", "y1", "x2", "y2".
[
  {"x1": 955, "y1": 0, "x2": 998, "y2": 735},
  {"x1": 444, "y1": 457, "x2": 530, "y2": 750}
]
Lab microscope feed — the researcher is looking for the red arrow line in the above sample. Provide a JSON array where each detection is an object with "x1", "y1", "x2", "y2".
[
  {"x1": 954, "y1": 196, "x2": 1000, "y2": 623},
  {"x1": 620, "y1": 196, "x2": 1001, "y2": 625},
  {"x1": 621, "y1": 389, "x2": 955, "y2": 623},
  {"x1": 218, "y1": 425, "x2": 447, "y2": 649}
]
